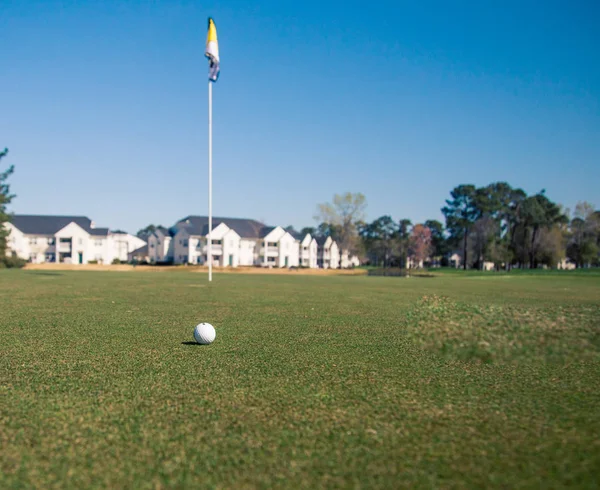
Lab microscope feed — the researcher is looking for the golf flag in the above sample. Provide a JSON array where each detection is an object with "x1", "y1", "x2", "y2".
[{"x1": 205, "y1": 18, "x2": 220, "y2": 82}]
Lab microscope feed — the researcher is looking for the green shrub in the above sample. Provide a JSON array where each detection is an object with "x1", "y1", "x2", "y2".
[
  {"x1": 0, "y1": 253, "x2": 26, "y2": 269},
  {"x1": 111, "y1": 258, "x2": 121, "y2": 265}
]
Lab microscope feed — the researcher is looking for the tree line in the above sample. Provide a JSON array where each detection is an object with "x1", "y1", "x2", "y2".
[
  {"x1": 1, "y1": 148, "x2": 598, "y2": 270},
  {"x1": 313, "y1": 187, "x2": 599, "y2": 270}
]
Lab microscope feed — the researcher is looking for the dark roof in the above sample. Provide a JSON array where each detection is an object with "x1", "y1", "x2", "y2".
[
  {"x1": 286, "y1": 228, "x2": 303, "y2": 240},
  {"x1": 129, "y1": 244, "x2": 148, "y2": 257},
  {"x1": 152, "y1": 226, "x2": 171, "y2": 238},
  {"x1": 316, "y1": 236, "x2": 327, "y2": 246},
  {"x1": 258, "y1": 226, "x2": 275, "y2": 238},
  {"x1": 10, "y1": 215, "x2": 108, "y2": 236},
  {"x1": 174, "y1": 216, "x2": 266, "y2": 238}
]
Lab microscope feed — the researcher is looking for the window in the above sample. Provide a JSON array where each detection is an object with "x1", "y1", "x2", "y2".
[
  {"x1": 211, "y1": 239, "x2": 222, "y2": 245},
  {"x1": 150, "y1": 243, "x2": 155, "y2": 248},
  {"x1": 29, "y1": 238, "x2": 37, "y2": 245},
  {"x1": 95, "y1": 240, "x2": 103, "y2": 247},
  {"x1": 267, "y1": 256, "x2": 276, "y2": 262},
  {"x1": 183, "y1": 240, "x2": 188, "y2": 247},
  {"x1": 78, "y1": 238, "x2": 83, "y2": 245}
]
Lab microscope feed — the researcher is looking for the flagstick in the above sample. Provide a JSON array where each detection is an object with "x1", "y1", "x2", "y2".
[{"x1": 208, "y1": 80, "x2": 213, "y2": 282}]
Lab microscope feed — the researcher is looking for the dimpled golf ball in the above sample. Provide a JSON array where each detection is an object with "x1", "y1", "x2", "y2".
[{"x1": 194, "y1": 322, "x2": 216, "y2": 345}]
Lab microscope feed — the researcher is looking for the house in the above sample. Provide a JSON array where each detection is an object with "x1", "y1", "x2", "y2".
[
  {"x1": 128, "y1": 244, "x2": 149, "y2": 263},
  {"x1": 173, "y1": 221, "x2": 241, "y2": 266},
  {"x1": 5, "y1": 215, "x2": 144, "y2": 265},
  {"x1": 449, "y1": 252, "x2": 462, "y2": 269},
  {"x1": 339, "y1": 249, "x2": 360, "y2": 269},
  {"x1": 298, "y1": 233, "x2": 318, "y2": 268},
  {"x1": 316, "y1": 236, "x2": 340, "y2": 269},
  {"x1": 147, "y1": 226, "x2": 172, "y2": 264},
  {"x1": 557, "y1": 258, "x2": 576, "y2": 270},
  {"x1": 169, "y1": 216, "x2": 266, "y2": 267},
  {"x1": 258, "y1": 226, "x2": 299, "y2": 268},
  {"x1": 110, "y1": 231, "x2": 146, "y2": 262}
]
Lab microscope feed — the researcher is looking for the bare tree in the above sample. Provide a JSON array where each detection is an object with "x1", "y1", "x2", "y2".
[{"x1": 315, "y1": 192, "x2": 367, "y2": 254}]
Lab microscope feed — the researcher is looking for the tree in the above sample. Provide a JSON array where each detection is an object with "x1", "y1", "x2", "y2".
[
  {"x1": 408, "y1": 224, "x2": 432, "y2": 267},
  {"x1": 517, "y1": 192, "x2": 567, "y2": 268},
  {"x1": 397, "y1": 219, "x2": 412, "y2": 268},
  {"x1": 315, "y1": 192, "x2": 367, "y2": 253},
  {"x1": 300, "y1": 227, "x2": 316, "y2": 237},
  {"x1": 537, "y1": 225, "x2": 566, "y2": 267},
  {"x1": 0, "y1": 148, "x2": 15, "y2": 260},
  {"x1": 469, "y1": 215, "x2": 499, "y2": 269},
  {"x1": 567, "y1": 202, "x2": 599, "y2": 267},
  {"x1": 316, "y1": 222, "x2": 341, "y2": 240},
  {"x1": 359, "y1": 216, "x2": 398, "y2": 267},
  {"x1": 424, "y1": 219, "x2": 447, "y2": 264},
  {"x1": 442, "y1": 185, "x2": 478, "y2": 270}
]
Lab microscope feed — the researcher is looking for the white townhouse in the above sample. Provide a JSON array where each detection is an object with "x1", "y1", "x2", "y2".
[
  {"x1": 147, "y1": 227, "x2": 173, "y2": 264},
  {"x1": 5, "y1": 215, "x2": 145, "y2": 265},
  {"x1": 298, "y1": 233, "x2": 318, "y2": 268},
  {"x1": 316, "y1": 236, "x2": 340, "y2": 269},
  {"x1": 173, "y1": 221, "x2": 241, "y2": 266},
  {"x1": 258, "y1": 226, "x2": 300, "y2": 268},
  {"x1": 339, "y1": 249, "x2": 360, "y2": 268},
  {"x1": 168, "y1": 216, "x2": 264, "y2": 267},
  {"x1": 165, "y1": 216, "x2": 301, "y2": 268}
]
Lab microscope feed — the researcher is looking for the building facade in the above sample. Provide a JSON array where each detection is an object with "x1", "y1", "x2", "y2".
[{"x1": 5, "y1": 215, "x2": 145, "y2": 264}]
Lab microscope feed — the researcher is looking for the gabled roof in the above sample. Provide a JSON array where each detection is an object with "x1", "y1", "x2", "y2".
[
  {"x1": 174, "y1": 216, "x2": 266, "y2": 238},
  {"x1": 315, "y1": 236, "x2": 328, "y2": 246},
  {"x1": 286, "y1": 228, "x2": 303, "y2": 240},
  {"x1": 258, "y1": 226, "x2": 275, "y2": 238},
  {"x1": 129, "y1": 244, "x2": 149, "y2": 256},
  {"x1": 152, "y1": 226, "x2": 171, "y2": 238},
  {"x1": 10, "y1": 215, "x2": 107, "y2": 236}
]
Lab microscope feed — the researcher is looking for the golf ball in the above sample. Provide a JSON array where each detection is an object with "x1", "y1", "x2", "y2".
[{"x1": 194, "y1": 322, "x2": 216, "y2": 345}]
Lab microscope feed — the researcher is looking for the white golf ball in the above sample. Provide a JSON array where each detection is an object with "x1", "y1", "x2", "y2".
[{"x1": 194, "y1": 322, "x2": 216, "y2": 345}]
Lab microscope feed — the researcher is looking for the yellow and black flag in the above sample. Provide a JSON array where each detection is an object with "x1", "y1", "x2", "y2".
[{"x1": 205, "y1": 18, "x2": 220, "y2": 82}]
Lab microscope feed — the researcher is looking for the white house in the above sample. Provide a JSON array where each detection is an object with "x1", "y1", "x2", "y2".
[
  {"x1": 339, "y1": 249, "x2": 360, "y2": 268},
  {"x1": 110, "y1": 231, "x2": 146, "y2": 262},
  {"x1": 5, "y1": 215, "x2": 144, "y2": 265},
  {"x1": 172, "y1": 221, "x2": 242, "y2": 266},
  {"x1": 298, "y1": 233, "x2": 318, "y2": 268},
  {"x1": 316, "y1": 236, "x2": 340, "y2": 269},
  {"x1": 169, "y1": 216, "x2": 266, "y2": 267},
  {"x1": 258, "y1": 226, "x2": 300, "y2": 268},
  {"x1": 147, "y1": 227, "x2": 172, "y2": 264}
]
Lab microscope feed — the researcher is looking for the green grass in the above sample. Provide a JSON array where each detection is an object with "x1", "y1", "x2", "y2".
[{"x1": 1, "y1": 270, "x2": 599, "y2": 489}]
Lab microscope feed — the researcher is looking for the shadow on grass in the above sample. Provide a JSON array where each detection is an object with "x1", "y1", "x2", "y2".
[
  {"x1": 181, "y1": 341, "x2": 203, "y2": 346},
  {"x1": 26, "y1": 272, "x2": 64, "y2": 276}
]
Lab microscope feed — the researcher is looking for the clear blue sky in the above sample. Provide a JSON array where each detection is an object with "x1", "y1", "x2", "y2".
[{"x1": 2, "y1": 0, "x2": 599, "y2": 233}]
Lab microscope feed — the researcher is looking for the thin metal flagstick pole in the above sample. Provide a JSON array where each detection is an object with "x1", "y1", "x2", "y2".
[{"x1": 208, "y1": 80, "x2": 213, "y2": 282}]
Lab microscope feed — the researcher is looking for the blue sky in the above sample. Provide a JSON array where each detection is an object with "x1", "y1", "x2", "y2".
[{"x1": 2, "y1": 0, "x2": 599, "y2": 233}]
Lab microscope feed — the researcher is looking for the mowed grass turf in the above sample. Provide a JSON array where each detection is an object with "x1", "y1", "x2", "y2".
[{"x1": 1, "y1": 270, "x2": 599, "y2": 489}]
